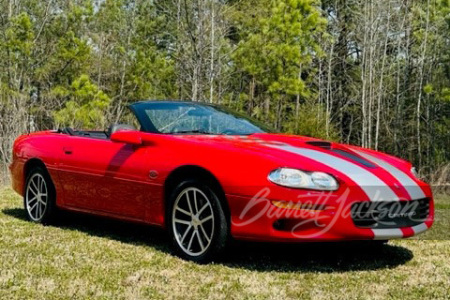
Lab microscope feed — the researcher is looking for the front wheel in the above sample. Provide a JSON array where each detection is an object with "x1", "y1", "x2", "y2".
[
  {"x1": 168, "y1": 180, "x2": 228, "y2": 263},
  {"x1": 24, "y1": 166, "x2": 57, "y2": 224}
]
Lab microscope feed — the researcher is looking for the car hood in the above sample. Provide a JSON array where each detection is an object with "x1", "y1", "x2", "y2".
[
  {"x1": 177, "y1": 133, "x2": 408, "y2": 167},
  {"x1": 174, "y1": 133, "x2": 426, "y2": 201}
]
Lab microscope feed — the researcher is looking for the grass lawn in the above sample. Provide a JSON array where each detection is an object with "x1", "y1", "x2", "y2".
[{"x1": 1, "y1": 187, "x2": 449, "y2": 299}]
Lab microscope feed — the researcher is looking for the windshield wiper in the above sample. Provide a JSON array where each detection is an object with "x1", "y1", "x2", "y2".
[{"x1": 169, "y1": 130, "x2": 217, "y2": 135}]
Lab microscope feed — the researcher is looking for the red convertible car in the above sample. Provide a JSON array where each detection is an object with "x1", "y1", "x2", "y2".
[{"x1": 10, "y1": 101, "x2": 433, "y2": 262}]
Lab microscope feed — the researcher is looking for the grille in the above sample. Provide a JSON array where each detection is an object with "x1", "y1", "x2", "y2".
[{"x1": 351, "y1": 198, "x2": 429, "y2": 228}]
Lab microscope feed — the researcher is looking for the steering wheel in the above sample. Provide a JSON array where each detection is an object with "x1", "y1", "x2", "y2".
[
  {"x1": 221, "y1": 129, "x2": 239, "y2": 135},
  {"x1": 169, "y1": 126, "x2": 182, "y2": 133},
  {"x1": 62, "y1": 127, "x2": 75, "y2": 136}
]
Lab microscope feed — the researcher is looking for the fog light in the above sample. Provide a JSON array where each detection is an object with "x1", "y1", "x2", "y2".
[{"x1": 272, "y1": 201, "x2": 327, "y2": 211}]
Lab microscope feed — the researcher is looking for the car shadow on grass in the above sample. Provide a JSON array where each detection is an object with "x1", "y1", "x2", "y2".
[
  {"x1": 221, "y1": 240, "x2": 414, "y2": 273},
  {"x1": 3, "y1": 208, "x2": 413, "y2": 273}
]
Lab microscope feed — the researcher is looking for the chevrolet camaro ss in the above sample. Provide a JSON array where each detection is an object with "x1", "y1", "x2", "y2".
[{"x1": 10, "y1": 101, "x2": 434, "y2": 262}]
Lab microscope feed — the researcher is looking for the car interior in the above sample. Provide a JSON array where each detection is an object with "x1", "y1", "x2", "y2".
[
  {"x1": 57, "y1": 124, "x2": 137, "y2": 140},
  {"x1": 57, "y1": 108, "x2": 140, "y2": 139}
]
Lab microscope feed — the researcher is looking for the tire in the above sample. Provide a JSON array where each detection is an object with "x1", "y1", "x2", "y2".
[
  {"x1": 167, "y1": 180, "x2": 228, "y2": 263},
  {"x1": 24, "y1": 166, "x2": 57, "y2": 224}
]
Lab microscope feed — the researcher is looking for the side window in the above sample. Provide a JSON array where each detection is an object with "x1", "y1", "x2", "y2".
[{"x1": 115, "y1": 108, "x2": 141, "y2": 130}]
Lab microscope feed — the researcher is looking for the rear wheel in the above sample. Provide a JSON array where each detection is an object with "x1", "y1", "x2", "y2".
[
  {"x1": 24, "y1": 166, "x2": 57, "y2": 224},
  {"x1": 168, "y1": 180, "x2": 228, "y2": 263}
]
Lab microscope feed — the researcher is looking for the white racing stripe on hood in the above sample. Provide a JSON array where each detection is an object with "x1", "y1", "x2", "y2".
[
  {"x1": 354, "y1": 150, "x2": 425, "y2": 200},
  {"x1": 272, "y1": 145, "x2": 399, "y2": 201}
]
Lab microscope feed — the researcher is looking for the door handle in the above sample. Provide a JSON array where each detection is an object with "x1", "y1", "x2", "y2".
[{"x1": 63, "y1": 147, "x2": 73, "y2": 155}]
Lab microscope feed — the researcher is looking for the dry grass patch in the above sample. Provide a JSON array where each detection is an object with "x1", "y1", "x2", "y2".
[{"x1": 1, "y1": 187, "x2": 449, "y2": 299}]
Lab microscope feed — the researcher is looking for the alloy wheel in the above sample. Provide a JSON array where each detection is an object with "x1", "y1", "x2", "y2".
[
  {"x1": 172, "y1": 187, "x2": 215, "y2": 256},
  {"x1": 25, "y1": 173, "x2": 48, "y2": 221}
]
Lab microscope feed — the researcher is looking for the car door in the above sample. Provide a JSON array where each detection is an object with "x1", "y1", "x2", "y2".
[{"x1": 58, "y1": 135, "x2": 151, "y2": 220}]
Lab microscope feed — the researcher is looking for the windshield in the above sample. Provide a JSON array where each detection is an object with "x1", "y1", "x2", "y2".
[{"x1": 130, "y1": 102, "x2": 273, "y2": 135}]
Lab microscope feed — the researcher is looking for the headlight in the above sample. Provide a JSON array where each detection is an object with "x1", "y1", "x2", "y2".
[
  {"x1": 411, "y1": 167, "x2": 419, "y2": 178},
  {"x1": 268, "y1": 168, "x2": 339, "y2": 191}
]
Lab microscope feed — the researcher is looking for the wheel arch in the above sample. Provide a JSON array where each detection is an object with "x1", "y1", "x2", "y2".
[
  {"x1": 163, "y1": 165, "x2": 230, "y2": 227},
  {"x1": 24, "y1": 158, "x2": 47, "y2": 177},
  {"x1": 23, "y1": 158, "x2": 52, "y2": 192}
]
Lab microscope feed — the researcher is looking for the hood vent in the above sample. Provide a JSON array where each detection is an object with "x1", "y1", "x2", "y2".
[
  {"x1": 331, "y1": 149, "x2": 377, "y2": 168},
  {"x1": 306, "y1": 141, "x2": 332, "y2": 150},
  {"x1": 306, "y1": 141, "x2": 377, "y2": 168}
]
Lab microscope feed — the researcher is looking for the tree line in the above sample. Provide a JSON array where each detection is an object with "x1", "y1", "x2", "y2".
[{"x1": 0, "y1": 0, "x2": 449, "y2": 185}]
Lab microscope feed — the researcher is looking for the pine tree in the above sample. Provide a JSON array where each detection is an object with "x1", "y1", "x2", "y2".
[{"x1": 233, "y1": 0, "x2": 327, "y2": 131}]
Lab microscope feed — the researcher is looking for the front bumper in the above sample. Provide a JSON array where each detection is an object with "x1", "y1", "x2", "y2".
[{"x1": 227, "y1": 192, "x2": 434, "y2": 242}]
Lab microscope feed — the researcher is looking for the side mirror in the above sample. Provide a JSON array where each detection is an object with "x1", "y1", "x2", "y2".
[{"x1": 110, "y1": 130, "x2": 142, "y2": 145}]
